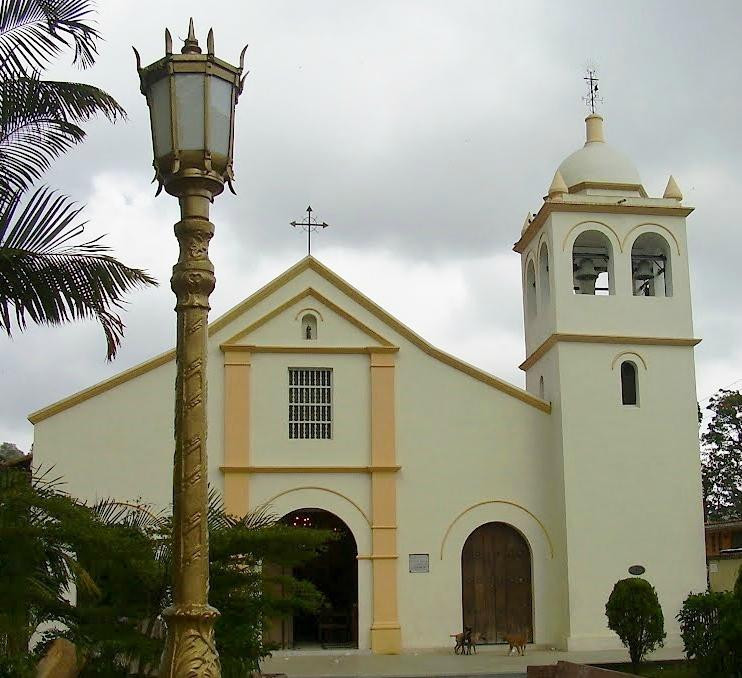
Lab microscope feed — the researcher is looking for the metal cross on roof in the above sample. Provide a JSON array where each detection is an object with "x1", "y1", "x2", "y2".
[
  {"x1": 583, "y1": 67, "x2": 603, "y2": 114},
  {"x1": 290, "y1": 205, "x2": 330, "y2": 256}
]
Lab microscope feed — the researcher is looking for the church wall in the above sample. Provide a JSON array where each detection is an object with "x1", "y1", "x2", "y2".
[
  {"x1": 249, "y1": 353, "x2": 370, "y2": 467},
  {"x1": 391, "y1": 345, "x2": 562, "y2": 648},
  {"x1": 556, "y1": 341, "x2": 706, "y2": 650},
  {"x1": 526, "y1": 346, "x2": 572, "y2": 647},
  {"x1": 32, "y1": 360, "x2": 176, "y2": 508}
]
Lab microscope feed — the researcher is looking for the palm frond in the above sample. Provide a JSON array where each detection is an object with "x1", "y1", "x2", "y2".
[
  {"x1": 0, "y1": 187, "x2": 158, "y2": 360},
  {"x1": 0, "y1": 0, "x2": 100, "y2": 78},
  {"x1": 91, "y1": 498, "x2": 166, "y2": 533},
  {"x1": 0, "y1": 75, "x2": 125, "y2": 196},
  {"x1": 236, "y1": 504, "x2": 278, "y2": 530}
]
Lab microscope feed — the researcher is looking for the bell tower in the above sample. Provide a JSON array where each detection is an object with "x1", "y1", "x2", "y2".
[{"x1": 515, "y1": 111, "x2": 707, "y2": 650}]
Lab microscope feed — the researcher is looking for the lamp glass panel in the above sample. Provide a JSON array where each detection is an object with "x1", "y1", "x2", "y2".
[
  {"x1": 149, "y1": 77, "x2": 173, "y2": 157},
  {"x1": 207, "y1": 76, "x2": 233, "y2": 157},
  {"x1": 174, "y1": 73, "x2": 205, "y2": 150}
]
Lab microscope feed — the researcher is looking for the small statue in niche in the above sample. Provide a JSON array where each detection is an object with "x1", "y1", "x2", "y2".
[{"x1": 306, "y1": 324, "x2": 313, "y2": 340}]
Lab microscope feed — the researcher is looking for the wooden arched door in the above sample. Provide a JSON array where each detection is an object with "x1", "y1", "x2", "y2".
[{"x1": 461, "y1": 522, "x2": 533, "y2": 643}]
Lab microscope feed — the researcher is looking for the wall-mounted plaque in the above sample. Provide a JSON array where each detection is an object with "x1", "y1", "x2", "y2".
[
  {"x1": 409, "y1": 553, "x2": 429, "y2": 573},
  {"x1": 628, "y1": 565, "x2": 646, "y2": 576}
]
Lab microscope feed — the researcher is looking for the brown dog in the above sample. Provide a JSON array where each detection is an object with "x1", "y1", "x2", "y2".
[
  {"x1": 503, "y1": 631, "x2": 527, "y2": 656},
  {"x1": 451, "y1": 628, "x2": 484, "y2": 655}
]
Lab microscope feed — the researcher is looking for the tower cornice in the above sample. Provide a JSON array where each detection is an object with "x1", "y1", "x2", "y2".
[
  {"x1": 514, "y1": 200, "x2": 694, "y2": 254},
  {"x1": 519, "y1": 332, "x2": 701, "y2": 372}
]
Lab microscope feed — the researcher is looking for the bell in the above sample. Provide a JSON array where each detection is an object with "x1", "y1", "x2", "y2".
[
  {"x1": 634, "y1": 258, "x2": 654, "y2": 281},
  {"x1": 574, "y1": 257, "x2": 598, "y2": 281}
]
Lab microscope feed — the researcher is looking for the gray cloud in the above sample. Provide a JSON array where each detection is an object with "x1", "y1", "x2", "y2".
[{"x1": 3, "y1": 0, "x2": 742, "y2": 450}]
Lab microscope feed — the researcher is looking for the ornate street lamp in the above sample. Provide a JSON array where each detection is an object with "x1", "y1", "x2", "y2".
[{"x1": 135, "y1": 20, "x2": 246, "y2": 677}]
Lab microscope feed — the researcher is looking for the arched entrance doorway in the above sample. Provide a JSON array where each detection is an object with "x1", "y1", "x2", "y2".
[
  {"x1": 461, "y1": 522, "x2": 533, "y2": 644},
  {"x1": 279, "y1": 508, "x2": 358, "y2": 649}
]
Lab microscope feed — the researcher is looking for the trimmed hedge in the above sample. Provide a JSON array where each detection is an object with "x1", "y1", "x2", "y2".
[{"x1": 605, "y1": 577, "x2": 666, "y2": 671}]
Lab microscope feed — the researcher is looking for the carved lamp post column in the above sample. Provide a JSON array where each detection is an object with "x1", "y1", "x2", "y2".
[{"x1": 135, "y1": 21, "x2": 246, "y2": 678}]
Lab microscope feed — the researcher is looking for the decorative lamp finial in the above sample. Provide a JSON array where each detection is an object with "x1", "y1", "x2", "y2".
[
  {"x1": 547, "y1": 171, "x2": 568, "y2": 200},
  {"x1": 181, "y1": 18, "x2": 201, "y2": 54},
  {"x1": 663, "y1": 175, "x2": 683, "y2": 201}
]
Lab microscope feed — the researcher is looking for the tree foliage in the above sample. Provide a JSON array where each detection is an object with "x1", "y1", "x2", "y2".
[
  {"x1": 605, "y1": 577, "x2": 666, "y2": 673},
  {"x1": 678, "y1": 577, "x2": 742, "y2": 678},
  {"x1": 0, "y1": 0, "x2": 156, "y2": 360},
  {"x1": 0, "y1": 464, "x2": 98, "y2": 661},
  {"x1": 701, "y1": 389, "x2": 742, "y2": 522}
]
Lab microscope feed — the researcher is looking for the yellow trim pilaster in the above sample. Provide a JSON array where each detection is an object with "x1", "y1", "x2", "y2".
[
  {"x1": 223, "y1": 349, "x2": 251, "y2": 518},
  {"x1": 369, "y1": 350, "x2": 402, "y2": 653}
]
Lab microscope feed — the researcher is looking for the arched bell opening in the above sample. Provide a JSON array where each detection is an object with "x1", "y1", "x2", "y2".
[
  {"x1": 572, "y1": 230, "x2": 613, "y2": 295},
  {"x1": 270, "y1": 508, "x2": 359, "y2": 649},
  {"x1": 631, "y1": 232, "x2": 672, "y2": 297},
  {"x1": 461, "y1": 522, "x2": 533, "y2": 644},
  {"x1": 526, "y1": 259, "x2": 537, "y2": 317},
  {"x1": 538, "y1": 243, "x2": 550, "y2": 306}
]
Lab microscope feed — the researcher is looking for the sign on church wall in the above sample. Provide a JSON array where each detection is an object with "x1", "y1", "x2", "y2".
[{"x1": 409, "y1": 553, "x2": 429, "y2": 573}]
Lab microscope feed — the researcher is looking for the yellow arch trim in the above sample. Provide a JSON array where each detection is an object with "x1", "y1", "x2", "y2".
[
  {"x1": 294, "y1": 307, "x2": 325, "y2": 322},
  {"x1": 622, "y1": 223, "x2": 681, "y2": 256},
  {"x1": 611, "y1": 351, "x2": 648, "y2": 371},
  {"x1": 561, "y1": 220, "x2": 622, "y2": 252},
  {"x1": 257, "y1": 486, "x2": 371, "y2": 527},
  {"x1": 439, "y1": 500, "x2": 554, "y2": 560}
]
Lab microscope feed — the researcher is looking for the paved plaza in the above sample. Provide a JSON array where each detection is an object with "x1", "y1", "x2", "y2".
[{"x1": 261, "y1": 644, "x2": 686, "y2": 677}]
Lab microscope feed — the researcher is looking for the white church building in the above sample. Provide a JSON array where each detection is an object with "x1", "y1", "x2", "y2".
[{"x1": 30, "y1": 113, "x2": 707, "y2": 654}]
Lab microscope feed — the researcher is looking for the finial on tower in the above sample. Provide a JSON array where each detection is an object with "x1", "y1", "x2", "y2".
[
  {"x1": 547, "y1": 171, "x2": 568, "y2": 200},
  {"x1": 521, "y1": 212, "x2": 534, "y2": 235},
  {"x1": 181, "y1": 18, "x2": 202, "y2": 54},
  {"x1": 583, "y1": 67, "x2": 603, "y2": 115},
  {"x1": 663, "y1": 175, "x2": 683, "y2": 201}
]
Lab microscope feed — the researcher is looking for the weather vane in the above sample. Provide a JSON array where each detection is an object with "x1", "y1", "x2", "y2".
[
  {"x1": 291, "y1": 205, "x2": 330, "y2": 256},
  {"x1": 583, "y1": 67, "x2": 602, "y2": 114}
]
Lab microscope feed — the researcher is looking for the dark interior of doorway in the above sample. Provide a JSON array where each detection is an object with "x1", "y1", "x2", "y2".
[{"x1": 283, "y1": 508, "x2": 358, "y2": 648}]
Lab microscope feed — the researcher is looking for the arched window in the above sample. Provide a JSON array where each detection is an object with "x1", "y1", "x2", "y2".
[
  {"x1": 539, "y1": 376, "x2": 545, "y2": 399},
  {"x1": 539, "y1": 243, "x2": 550, "y2": 305},
  {"x1": 631, "y1": 232, "x2": 672, "y2": 297},
  {"x1": 526, "y1": 260, "x2": 537, "y2": 317},
  {"x1": 302, "y1": 313, "x2": 318, "y2": 340},
  {"x1": 621, "y1": 361, "x2": 638, "y2": 405},
  {"x1": 572, "y1": 230, "x2": 613, "y2": 295}
]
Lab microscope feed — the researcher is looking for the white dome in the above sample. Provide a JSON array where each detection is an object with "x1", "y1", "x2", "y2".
[{"x1": 557, "y1": 115, "x2": 642, "y2": 190}]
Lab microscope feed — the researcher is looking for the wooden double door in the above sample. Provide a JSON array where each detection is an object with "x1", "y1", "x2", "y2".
[{"x1": 461, "y1": 522, "x2": 533, "y2": 643}]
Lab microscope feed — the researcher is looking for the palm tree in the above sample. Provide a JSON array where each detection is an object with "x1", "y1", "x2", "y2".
[{"x1": 0, "y1": 0, "x2": 156, "y2": 360}]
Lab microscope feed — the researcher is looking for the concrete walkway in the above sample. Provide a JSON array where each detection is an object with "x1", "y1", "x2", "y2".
[{"x1": 261, "y1": 645, "x2": 685, "y2": 677}]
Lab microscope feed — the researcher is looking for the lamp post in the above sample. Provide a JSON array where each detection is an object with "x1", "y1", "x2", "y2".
[{"x1": 135, "y1": 20, "x2": 246, "y2": 677}]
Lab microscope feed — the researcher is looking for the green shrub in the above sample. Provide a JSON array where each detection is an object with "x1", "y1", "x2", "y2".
[
  {"x1": 678, "y1": 589, "x2": 742, "y2": 678},
  {"x1": 0, "y1": 655, "x2": 35, "y2": 678},
  {"x1": 605, "y1": 577, "x2": 666, "y2": 672}
]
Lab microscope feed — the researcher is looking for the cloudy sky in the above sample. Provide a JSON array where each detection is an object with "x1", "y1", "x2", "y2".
[{"x1": 3, "y1": 0, "x2": 742, "y2": 450}]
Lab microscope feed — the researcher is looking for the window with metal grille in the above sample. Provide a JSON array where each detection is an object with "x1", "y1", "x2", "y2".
[{"x1": 288, "y1": 368, "x2": 332, "y2": 439}]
